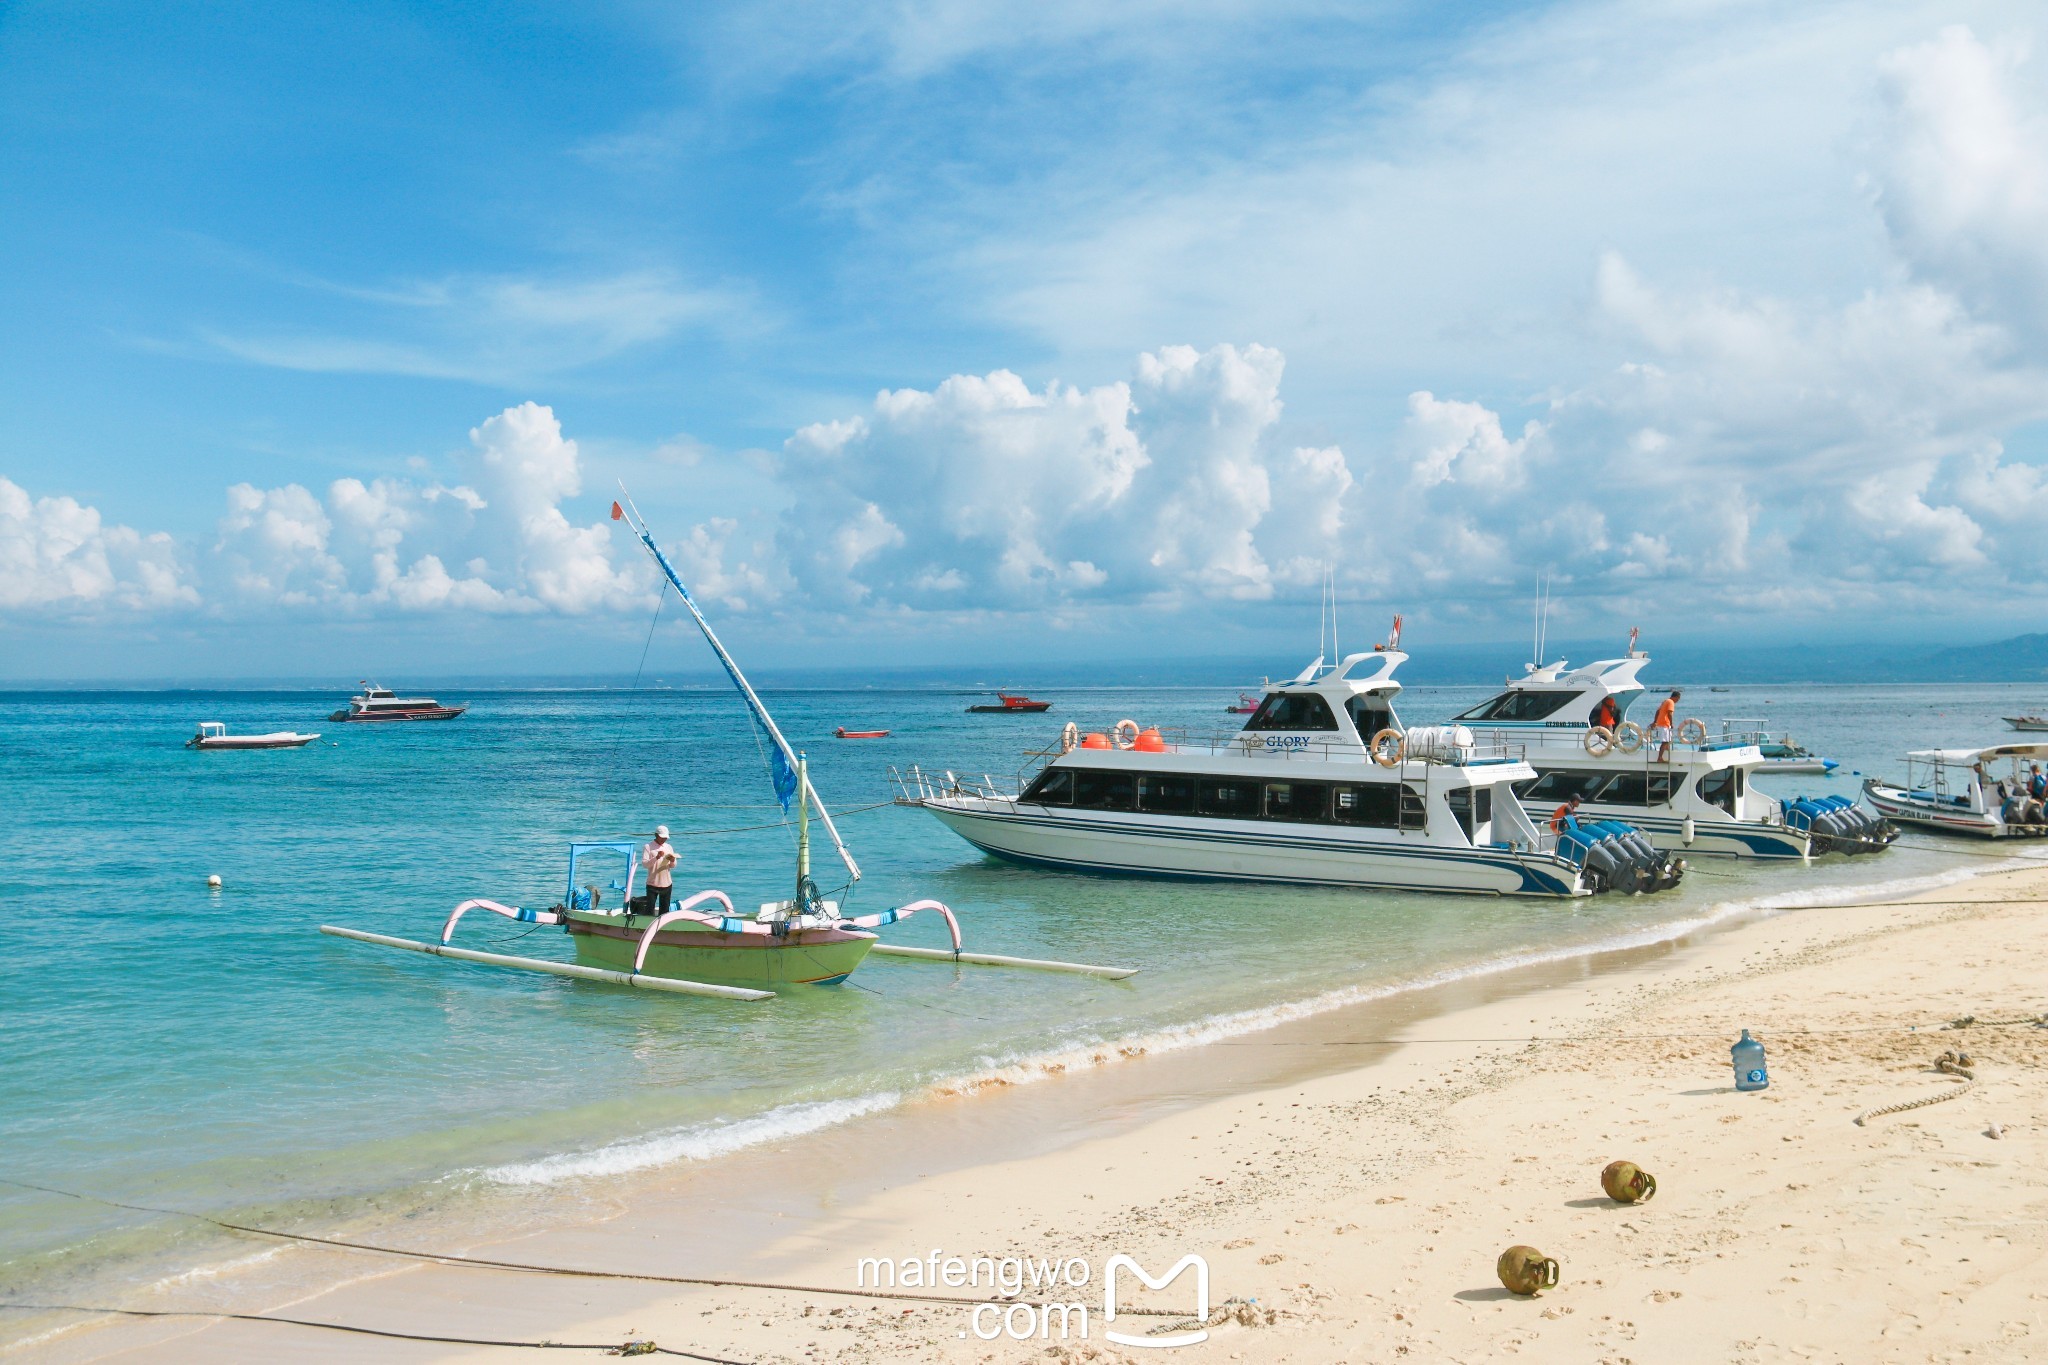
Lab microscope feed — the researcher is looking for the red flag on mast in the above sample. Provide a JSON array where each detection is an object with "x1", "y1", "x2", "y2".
[{"x1": 610, "y1": 501, "x2": 624, "y2": 521}]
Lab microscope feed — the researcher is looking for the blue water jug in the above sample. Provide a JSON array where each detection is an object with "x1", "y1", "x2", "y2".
[{"x1": 1732, "y1": 1029, "x2": 1768, "y2": 1091}]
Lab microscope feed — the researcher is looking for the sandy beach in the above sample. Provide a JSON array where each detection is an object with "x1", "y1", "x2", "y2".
[{"x1": 28, "y1": 862, "x2": 2048, "y2": 1364}]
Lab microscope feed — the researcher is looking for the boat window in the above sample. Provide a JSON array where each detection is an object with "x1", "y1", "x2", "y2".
[
  {"x1": 1445, "y1": 786, "x2": 1493, "y2": 842},
  {"x1": 1329, "y1": 783, "x2": 1402, "y2": 828},
  {"x1": 1022, "y1": 769, "x2": 1074, "y2": 805},
  {"x1": 1198, "y1": 779, "x2": 1263, "y2": 818},
  {"x1": 1514, "y1": 769, "x2": 1610, "y2": 803},
  {"x1": 1244, "y1": 692, "x2": 1341, "y2": 732},
  {"x1": 1265, "y1": 781, "x2": 1329, "y2": 822},
  {"x1": 1601, "y1": 772, "x2": 1648, "y2": 805},
  {"x1": 1346, "y1": 696, "x2": 1395, "y2": 742},
  {"x1": 1138, "y1": 773, "x2": 1196, "y2": 814},
  {"x1": 1072, "y1": 770, "x2": 1136, "y2": 811},
  {"x1": 1695, "y1": 767, "x2": 1736, "y2": 815},
  {"x1": 1452, "y1": 690, "x2": 1580, "y2": 723}
]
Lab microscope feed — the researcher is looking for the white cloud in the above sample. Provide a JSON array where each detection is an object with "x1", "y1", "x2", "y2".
[
  {"x1": 773, "y1": 343, "x2": 1351, "y2": 613},
  {"x1": 1873, "y1": 26, "x2": 2048, "y2": 340},
  {"x1": 211, "y1": 402, "x2": 644, "y2": 616},
  {"x1": 198, "y1": 269, "x2": 756, "y2": 384},
  {"x1": 0, "y1": 477, "x2": 196, "y2": 614}
]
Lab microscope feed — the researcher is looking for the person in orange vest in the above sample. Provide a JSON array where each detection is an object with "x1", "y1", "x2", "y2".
[
  {"x1": 1650, "y1": 689, "x2": 1681, "y2": 763},
  {"x1": 1591, "y1": 695, "x2": 1619, "y2": 733},
  {"x1": 1550, "y1": 793, "x2": 1583, "y2": 832}
]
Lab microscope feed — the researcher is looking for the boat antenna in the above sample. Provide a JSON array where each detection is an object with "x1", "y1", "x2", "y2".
[
  {"x1": 1330, "y1": 566, "x2": 1340, "y2": 667},
  {"x1": 611, "y1": 485, "x2": 860, "y2": 883}
]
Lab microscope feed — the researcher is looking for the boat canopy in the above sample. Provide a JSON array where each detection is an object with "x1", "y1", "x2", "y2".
[
  {"x1": 566, "y1": 840, "x2": 640, "y2": 906},
  {"x1": 1908, "y1": 744, "x2": 2048, "y2": 765}
]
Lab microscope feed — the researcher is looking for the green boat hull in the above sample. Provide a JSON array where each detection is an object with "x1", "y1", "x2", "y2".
[{"x1": 565, "y1": 911, "x2": 875, "y2": 987}]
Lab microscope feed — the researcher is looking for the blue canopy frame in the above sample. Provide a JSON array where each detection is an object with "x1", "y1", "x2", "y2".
[{"x1": 566, "y1": 841, "x2": 640, "y2": 911}]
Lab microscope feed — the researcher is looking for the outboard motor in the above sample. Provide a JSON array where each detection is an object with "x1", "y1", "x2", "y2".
[
  {"x1": 1786, "y1": 794, "x2": 1897, "y2": 855},
  {"x1": 1575, "y1": 819, "x2": 1685, "y2": 893}
]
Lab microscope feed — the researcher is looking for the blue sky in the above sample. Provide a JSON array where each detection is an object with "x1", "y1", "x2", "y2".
[{"x1": 5, "y1": 1, "x2": 2048, "y2": 679}]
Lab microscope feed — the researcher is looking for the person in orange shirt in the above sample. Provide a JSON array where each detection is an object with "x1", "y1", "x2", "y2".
[
  {"x1": 1550, "y1": 793, "x2": 1583, "y2": 832},
  {"x1": 1650, "y1": 690, "x2": 1681, "y2": 763},
  {"x1": 1591, "y1": 695, "x2": 1619, "y2": 733}
]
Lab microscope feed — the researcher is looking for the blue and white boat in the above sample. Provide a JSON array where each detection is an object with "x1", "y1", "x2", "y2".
[
  {"x1": 1447, "y1": 640, "x2": 1890, "y2": 859},
  {"x1": 899, "y1": 642, "x2": 1683, "y2": 898}
]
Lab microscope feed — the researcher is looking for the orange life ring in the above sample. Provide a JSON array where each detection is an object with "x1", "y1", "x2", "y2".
[
  {"x1": 1371, "y1": 727, "x2": 1405, "y2": 768},
  {"x1": 1060, "y1": 721, "x2": 1079, "y2": 754},
  {"x1": 1113, "y1": 719, "x2": 1140, "y2": 750}
]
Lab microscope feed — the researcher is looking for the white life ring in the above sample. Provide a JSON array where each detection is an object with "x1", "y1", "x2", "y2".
[
  {"x1": 1060, "y1": 721, "x2": 1079, "y2": 754},
  {"x1": 1615, "y1": 720, "x2": 1645, "y2": 754},
  {"x1": 1112, "y1": 719, "x2": 1140, "y2": 750},
  {"x1": 1583, "y1": 725, "x2": 1615, "y2": 758},
  {"x1": 1371, "y1": 727, "x2": 1405, "y2": 768},
  {"x1": 1677, "y1": 717, "x2": 1708, "y2": 746}
]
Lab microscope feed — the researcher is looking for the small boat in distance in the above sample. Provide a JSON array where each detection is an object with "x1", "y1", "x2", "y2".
[
  {"x1": 968, "y1": 693, "x2": 1052, "y2": 713},
  {"x1": 1226, "y1": 692, "x2": 1260, "y2": 714},
  {"x1": 329, "y1": 683, "x2": 466, "y2": 723},
  {"x1": 835, "y1": 727, "x2": 891, "y2": 739},
  {"x1": 186, "y1": 722, "x2": 320, "y2": 750},
  {"x1": 2004, "y1": 715, "x2": 2048, "y2": 732}
]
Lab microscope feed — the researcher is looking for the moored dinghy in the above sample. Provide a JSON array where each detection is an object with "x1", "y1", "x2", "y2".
[{"x1": 321, "y1": 491, "x2": 1136, "y2": 999}]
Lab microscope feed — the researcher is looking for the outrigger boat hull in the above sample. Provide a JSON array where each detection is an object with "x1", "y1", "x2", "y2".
[{"x1": 564, "y1": 910, "x2": 876, "y2": 986}]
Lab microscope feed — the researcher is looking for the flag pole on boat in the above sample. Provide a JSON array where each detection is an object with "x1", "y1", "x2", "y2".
[{"x1": 612, "y1": 487, "x2": 860, "y2": 884}]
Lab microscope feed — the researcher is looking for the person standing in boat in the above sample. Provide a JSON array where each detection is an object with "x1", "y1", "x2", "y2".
[
  {"x1": 1550, "y1": 793, "x2": 1583, "y2": 833},
  {"x1": 1650, "y1": 690, "x2": 1682, "y2": 763},
  {"x1": 1591, "y1": 695, "x2": 1619, "y2": 733},
  {"x1": 641, "y1": 825, "x2": 678, "y2": 917}
]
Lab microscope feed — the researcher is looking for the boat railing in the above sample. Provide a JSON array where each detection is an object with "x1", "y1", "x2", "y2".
[{"x1": 891, "y1": 764, "x2": 1017, "y2": 808}]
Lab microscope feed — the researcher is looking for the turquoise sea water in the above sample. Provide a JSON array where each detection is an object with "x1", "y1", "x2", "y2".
[{"x1": 2, "y1": 678, "x2": 2042, "y2": 1324}]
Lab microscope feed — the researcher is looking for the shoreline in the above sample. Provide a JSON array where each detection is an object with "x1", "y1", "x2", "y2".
[{"x1": 22, "y1": 851, "x2": 2048, "y2": 1362}]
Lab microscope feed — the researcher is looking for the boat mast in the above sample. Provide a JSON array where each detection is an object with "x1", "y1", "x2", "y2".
[
  {"x1": 614, "y1": 488, "x2": 861, "y2": 883},
  {"x1": 797, "y1": 751, "x2": 812, "y2": 906}
]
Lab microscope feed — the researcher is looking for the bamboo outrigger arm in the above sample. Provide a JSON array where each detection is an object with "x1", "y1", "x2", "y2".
[
  {"x1": 850, "y1": 900, "x2": 1139, "y2": 978},
  {"x1": 318, "y1": 925, "x2": 774, "y2": 1001}
]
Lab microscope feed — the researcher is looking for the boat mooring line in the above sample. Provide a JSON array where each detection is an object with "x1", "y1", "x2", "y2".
[
  {"x1": 0, "y1": 1180, "x2": 1191, "y2": 1317},
  {"x1": 0, "y1": 1302, "x2": 746, "y2": 1360}
]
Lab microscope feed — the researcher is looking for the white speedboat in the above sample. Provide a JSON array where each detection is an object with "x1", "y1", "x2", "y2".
[
  {"x1": 186, "y1": 722, "x2": 321, "y2": 750},
  {"x1": 1445, "y1": 645, "x2": 1888, "y2": 858},
  {"x1": 1864, "y1": 744, "x2": 2048, "y2": 838},
  {"x1": 2003, "y1": 715, "x2": 2048, "y2": 732},
  {"x1": 898, "y1": 649, "x2": 1684, "y2": 898}
]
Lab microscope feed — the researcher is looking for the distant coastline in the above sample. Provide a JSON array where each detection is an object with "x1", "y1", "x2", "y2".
[{"x1": 6, "y1": 629, "x2": 2048, "y2": 691}]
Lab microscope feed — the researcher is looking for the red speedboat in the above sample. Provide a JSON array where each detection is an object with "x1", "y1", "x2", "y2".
[
  {"x1": 1226, "y1": 692, "x2": 1260, "y2": 714},
  {"x1": 834, "y1": 727, "x2": 891, "y2": 739},
  {"x1": 966, "y1": 693, "x2": 1052, "y2": 714}
]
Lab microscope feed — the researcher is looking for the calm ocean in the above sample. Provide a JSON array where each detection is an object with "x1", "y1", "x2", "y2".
[{"x1": 2, "y1": 677, "x2": 2040, "y2": 1321}]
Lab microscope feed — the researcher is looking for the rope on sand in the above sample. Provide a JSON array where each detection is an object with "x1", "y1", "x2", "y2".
[{"x1": 1854, "y1": 1050, "x2": 1977, "y2": 1126}]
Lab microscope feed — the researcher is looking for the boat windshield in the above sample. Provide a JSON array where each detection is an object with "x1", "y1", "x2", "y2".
[
  {"x1": 1453, "y1": 690, "x2": 1581, "y2": 723},
  {"x1": 1244, "y1": 692, "x2": 1341, "y2": 732}
]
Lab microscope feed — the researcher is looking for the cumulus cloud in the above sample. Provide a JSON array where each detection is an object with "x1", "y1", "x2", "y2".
[
  {"x1": 210, "y1": 402, "x2": 643, "y2": 616},
  {"x1": 772, "y1": 343, "x2": 1352, "y2": 613},
  {"x1": 0, "y1": 477, "x2": 196, "y2": 613}
]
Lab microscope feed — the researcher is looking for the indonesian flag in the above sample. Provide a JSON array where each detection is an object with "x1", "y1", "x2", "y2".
[{"x1": 610, "y1": 501, "x2": 624, "y2": 521}]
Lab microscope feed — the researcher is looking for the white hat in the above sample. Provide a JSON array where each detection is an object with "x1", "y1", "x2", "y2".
[{"x1": 654, "y1": 825, "x2": 670, "y2": 839}]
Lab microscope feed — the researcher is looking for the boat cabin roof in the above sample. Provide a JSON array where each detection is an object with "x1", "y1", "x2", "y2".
[
  {"x1": 1452, "y1": 654, "x2": 1652, "y2": 727},
  {"x1": 1264, "y1": 650, "x2": 1408, "y2": 698},
  {"x1": 1909, "y1": 743, "x2": 2048, "y2": 765}
]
